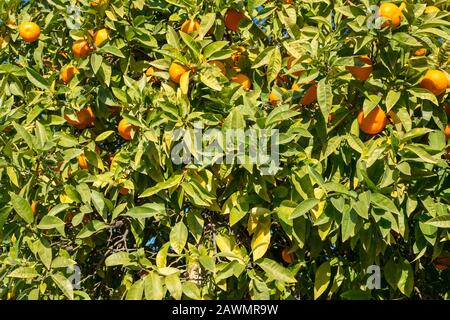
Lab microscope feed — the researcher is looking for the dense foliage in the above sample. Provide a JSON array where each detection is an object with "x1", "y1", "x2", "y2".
[{"x1": 1, "y1": 0, "x2": 450, "y2": 300}]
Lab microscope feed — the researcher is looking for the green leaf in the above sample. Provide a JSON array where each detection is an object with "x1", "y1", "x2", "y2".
[
  {"x1": 425, "y1": 215, "x2": 450, "y2": 228},
  {"x1": 76, "y1": 220, "x2": 107, "y2": 239},
  {"x1": 26, "y1": 67, "x2": 50, "y2": 90},
  {"x1": 51, "y1": 273, "x2": 74, "y2": 300},
  {"x1": 165, "y1": 274, "x2": 182, "y2": 300},
  {"x1": 170, "y1": 221, "x2": 188, "y2": 254},
  {"x1": 8, "y1": 267, "x2": 39, "y2": 279},
  {"x1": 317, "y1": 78, "x2": 332, "y2": 119},
  {"x1": 371, "y1": 193, "x2": 400, "y2": 215},
  {"x1": 105, "y1": 252, "x2": 132, "y2": 266},
  {"x1": 290, "y1": 198, "x2": 319, "y2": 219},
  {"x1": 182, "y1": 281, "x2": 201, "y2": 299},
  {"x1": 126, "y1": 279, "x2": 144, "y2": 300},
  {"x1": 10, "y1": 193, "x2": 34, "y2": 224},
  {"x1": 140, "y1": 174, "x2": 183, "y2": 198},
  {"x1": 314, "y1": 261, "x2": 331, "y2": 299},
  {"x1": 144, "y1": 272, "x2": 164, "y2": 300},
  {"x1": 258, "y1": 258, "x2": 297, "y2": 283},
  {"x1": 124, "y1": 203, "x2": 165, "y2": 219}
]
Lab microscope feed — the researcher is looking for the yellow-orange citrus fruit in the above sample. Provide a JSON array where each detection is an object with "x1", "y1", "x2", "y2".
[
  {"x1": 346, "y1": 55, "x2": 373, "y2": 81},
  {"x1": 231, "y1": 73, "x2": 251, "y2": 90},
  {"x1": 146, "y1": 66, "x2": 155, "y2": 77},
  {"x1": 299, "y1": 84, "x2": 317, "y2": 106},
  {"x1": 414, "y1": 48, "x2": 427, "y2": 56},
  {"x1": 291, "y1": 83, "x2": 300, "y2": 90},
  {"x1": 64, "y1": 107, "x2": 95, "y2": 129},
  {"x1": 31, "y1": 200, "x2": 39, "y2": 216},
  {"x1": 380, "y1": 3, "x2": 402, "y2": 29},
  {"x1": 287, "y1": 56, "x2": 302, "y2": 78},
  {"x1": 19, "y1": 22, "x2": 41, "y2": 42},
  {"x1": 60, "y1": 66, "x2": 79, "y2": 84},
  {"x1": 284, "y1": 0, "x2": 294, "y2": 4},
  {"x1": 169, "y1": 62, "x2": 189, "y2": 84},
  {"x1": 208, "y1": 61, "x2": 226, "y2": 75},
  {"x1": 424, "y1": 6, "x2": 440, "y2": 14},
  {"x1": 78, "y1": 154, "x2": 89, "y2": 169},
  {"x1": 420, "y1": 70, "x2": 448, "y2": 96},
  {"x1": 118, "y1": 119, "x2": 139, "y2": 141},
  {"x1": 181, "y1": 19, "x2": 200, "y2": 33},
  {"x1": 445, "y1": 124, "x2": 450, "y2": 141},
  {"x1": 269, "y1": 91, "x2": 280, "y2": 105},
  {"x1": 224, "y1": 9, "x2": 247, "y2": 32},
  {"x1": 357, "y1": 106, "x2": 387, "y2": 135},
  {"x1": 94, "y1": 28, "x2": 109, "y2": 47},
  {"x1": 72, "y1": 40, "x2": 91, "y2": 59},
  {"x1": 281, "y1": 248, "x2": 294, "y2": 264}
]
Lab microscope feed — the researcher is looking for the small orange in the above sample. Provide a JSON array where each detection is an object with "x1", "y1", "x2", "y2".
[
  {"x1": 269, "y1": 91, "x2": 281, "y2": 105},
  {"x1": 357, "y1": 106, "x2": 387, "y2": 135},
  {"x1": 118, "y1": 118, "x2": 139, "y2": 141},
  {"x1": 18, "y1": 22, "x2": 41, "y2": 42},
  {"x1": 231, "y1": 73, "x2": 251, "y2": 90},
  {"x1": 78, "y1": 154, "x2": 89, "y2": 169},
  {"x1": 169, "y1": 62, "x2": 189, "y2": 84},
  {"x1": 444, "y1": 124, "x2": 450, "y2": 141},
  {"x1": 380, "y1": 3, "x2": 402, "y2": 29},
  {"x1": 60, "y1": 66, "x2": 79, "y2": 84},
  {"x1": 208, "y1": 61, "x2": 226, "y2": 75},
  {"x1": 287, "y1": 56, "x2": 302, "y2": 78},
  {"x1": 72, "y1": 40, "x2": 92, "y2": 59},
  {"x1": 424, "y1": 6, "x2": 440, "y2": 14},
  {"x1": 414, "y1": 48, "x2": 427, "y2": 56},
  {"x1": 346, "y1": 55, "x2": 373, "y2": 81},
  {"x1": 119, "y1": 187, "x2": 129, "y2": 195},
  {"x1": 224, "y1": 9, "x2": 247, "y2": 32},
  {"x1": 181, "y1": 19, "x2": 200, "y2": 33},
  {"x1": 420, "y1": 70, "x2": 448, "y2": 96},
  {"x1": 299, "y1": 84, "x2": 317, "y2": 106},
  {"x1": 146, "y1": 66, "x2": 155, "y2": 77},
  {"x1": 31, "y1": 200, "x2": 39, "y2": 216},
  {"x1": 64, "y1": 107, "x2": 95, "y2": 129},
  {"x1": 281, "y1": 248, "x2": 294, "y2": 264},
  {"x1": 433, "y1": 257, "x2": 450, "y2": 270},
  {"x1": 93, "y1": 28, "x2": 109, "y2": 47}
]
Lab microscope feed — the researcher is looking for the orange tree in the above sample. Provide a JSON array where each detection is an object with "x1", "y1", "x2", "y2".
[{"x1": 1, "y1": 0, "x2": 450, "y2": 300}]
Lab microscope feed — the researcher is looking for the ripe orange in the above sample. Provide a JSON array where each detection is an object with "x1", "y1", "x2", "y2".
[
  {"x1": 231, "y1": 73, "x2": 251, "y2": 90},
  {"x1": 60, "y1": 66, "x2": 79, "y2": 84},
  {"x1": 72, "y1": 40, "x2": 91, "y2": 59},
  {"x1": 146, "y1": 66, "x2": 155, "y2": 77},
  {"x1": 283, "y1": 0, "x2": 294, "y2": 4},
  {"x1": 181, "y1": 19, "x2": 200, "y2": 33},
  {"x1": 346, "y1": 55, "x2": 373, "y2": 81},
  {"x1": 224, "y1": 9, "x2": 247, "y2": 32},
  {"x1": 119, "y1": 187, "x2": 129, "y2": 195},
  {"x1": 281, "y1": 248, "x2": 294, "y2": 264},
  {"x1": 18, "y1": 22, "x2": 41, "y2": 42},
  {"x1": 357, "y1": 106, "x2": 387, "y2": 135},
  {"x1": 287, "y1": 56, "x2": 302, "y2": 78},
  {"x1": 78, "y1": 154, "x2": 89, "y2": 169},
  {"x1": 118, "y1": 118, "x2": 139, "y2": 141},
  {"x1": 31, "y1": 200, "x2": 39, "y2": 216},
  {"x1": 269, "y1": 91, "x2": 281, "y2": 105},
  {"x1": 94, "y1": 28, "x2": 109, "y2": 47},
  {"x1": 445, "y1": 124, "x2": 450, "y2": 141},
  {"x1": 380, "y1": 3, "x2": 402, "y2": 29},
  {"x1": 424, "y1": 6, "x2": 440, "y2": 14},
  {"x1": 433, "y1": 257, "x2": 450, "y2": 270},
  {"x1": 420, "y1": 70, "x2": 448, "y2": 96},
  {"x1": 414, "y1": 48, "x2": 427, "y2": 56},
  {"x1": 169, "y1": 62, "x2": 189, "y2": 84},
  {"x1": 299, "y1": 84, "x2": 317, "y2": 106},
  {"x1": 208, "y1": 61, "x2": 226, "y2": 75},
  {"x1": 64, "y1": 107, "x2": 95, "y2": 129}
]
